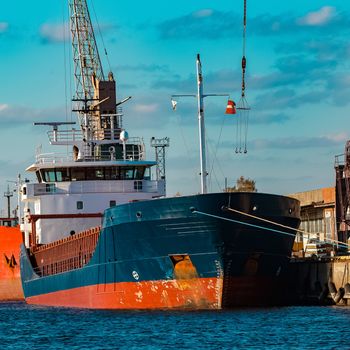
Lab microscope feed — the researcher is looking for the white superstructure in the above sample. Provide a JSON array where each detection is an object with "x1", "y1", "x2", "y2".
[{"x1": 21, "y1": 136, "x2": 164, "y2": 245}]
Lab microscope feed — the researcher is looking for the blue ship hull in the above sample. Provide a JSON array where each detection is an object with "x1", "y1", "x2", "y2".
[{"x1": 21, "y1": 192, "x2": 300, "y2": 309}]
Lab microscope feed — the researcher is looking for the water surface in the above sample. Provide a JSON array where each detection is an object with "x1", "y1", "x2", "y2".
[{"x1": 1, "y1": 303, "x2": 349, "y2": 349}]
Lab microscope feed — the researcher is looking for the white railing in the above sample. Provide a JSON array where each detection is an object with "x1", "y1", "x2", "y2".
[
  {"x1": 35, "y1": 137, "x2": 145, "y2": 164},
  {"x1": 35, "y1": 153, "x2": 72, "y2": 164},
  {"x1": 47, "y1": 129, "x2": 83, "y2": 143}
]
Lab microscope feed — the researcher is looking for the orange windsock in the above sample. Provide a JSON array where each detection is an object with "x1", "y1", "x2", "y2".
[{"x1": 225, "y1": 100, "x2": 236, "y2": 114}]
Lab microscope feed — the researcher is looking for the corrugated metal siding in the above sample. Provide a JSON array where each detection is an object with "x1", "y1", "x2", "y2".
[{"x1": 31, "y1": 227, "x2": 100, "y2": 276}]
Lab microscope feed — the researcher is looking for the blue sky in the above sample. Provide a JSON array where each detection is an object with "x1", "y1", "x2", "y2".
[{"x1": 1, "y1": 0, "x2": 350, "y2": 213}]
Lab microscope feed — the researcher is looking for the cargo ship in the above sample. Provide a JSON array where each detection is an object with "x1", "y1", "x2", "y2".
[
  {"x1": 0, "y1": 218, "x2": 23, "y2": 301},
  {"x1": 20, "y1": 0, "x2": 300, "y2": 309}
]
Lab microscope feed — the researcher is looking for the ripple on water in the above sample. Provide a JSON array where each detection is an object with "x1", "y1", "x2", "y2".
[{"x1": 0, "y1": 303, "x2": 350, "y2": 349}]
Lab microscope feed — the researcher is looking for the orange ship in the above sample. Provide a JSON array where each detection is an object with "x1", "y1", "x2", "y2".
[{"x1": 0, "y1": 219, "x2": 23, "y2": 301}]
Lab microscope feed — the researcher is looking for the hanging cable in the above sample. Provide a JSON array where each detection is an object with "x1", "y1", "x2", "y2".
[
  {"x1": 236, "y1": 0, "x2": 250, "y2": 154},
  {"x1": 241, "y1": 0, "x2": 247, "y2": 99}
]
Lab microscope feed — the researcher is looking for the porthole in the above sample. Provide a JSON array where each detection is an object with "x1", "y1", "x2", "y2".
[
  {"x1": 252, "y1": 206, "x2": 258, "y2": 211},
  {"x1": 132, "y1": 270, "x2": 139, "y2": 280},
  {"x1": 136, "y1": 211, "x2": 142, "y2": 219}
]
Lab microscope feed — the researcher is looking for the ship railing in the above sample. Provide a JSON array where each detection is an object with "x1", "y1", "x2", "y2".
[
  {"x1": 47, "y1": 129, "x2": 83, "y2": 143},
  {"x1": 35, "y1": 153, "x2": 72, "y2": 164},
  {"x1": 334, "y1": 154, "x2": 345, "y2": 167},
  {"x1": 32, "y1": 252, "x2": 94, "y2": 277},
  {"x1": 0, "y1": 217, "x2": 18, "y2": 227},
  {"x1": 35, "y1": 151, "x2": 145, "y2": 164},
  {"x1": 37, "y1": 138, "x2": 145, "y2": 163},
  {"x1": 47, "y1": 129, "x2": 129, "y2": 143},
  {"x1": 47, "y1": 126, "x2": 145, "y2": 149},
  {"x1": 82, "y1": 138, "x2": 145, "y2": 161}
]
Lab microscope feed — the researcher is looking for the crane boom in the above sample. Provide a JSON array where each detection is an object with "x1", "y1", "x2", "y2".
[
  {"x1": 68, "y1": 0, "x2": 120, "y2": 152},
  {"x1": 69, "y1": 0, "x2": 105, "y2": 105}
]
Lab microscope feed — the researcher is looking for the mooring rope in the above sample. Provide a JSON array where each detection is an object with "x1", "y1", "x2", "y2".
[
  {"x1": 192, "y1": 210, "x2": 296, "y2": 239},
  {"x1": 225, "y1": 207, "x2": 305, "y2": 234},
  {"x1": 225, "y1": 206, "x2": 349, "y2": 248},
  {"x1": 193, "y1": 208, "x2": 349, "y2": 249}
]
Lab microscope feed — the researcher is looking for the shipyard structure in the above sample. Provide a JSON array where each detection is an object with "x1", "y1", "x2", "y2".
[{"x1": 286, "y1": 141, "x2": 350, "y2": 306}]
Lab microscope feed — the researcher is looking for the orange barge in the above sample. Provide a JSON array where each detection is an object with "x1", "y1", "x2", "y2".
[{"x1": 0, "y1": 218, "x2": 24, "y2": 301}]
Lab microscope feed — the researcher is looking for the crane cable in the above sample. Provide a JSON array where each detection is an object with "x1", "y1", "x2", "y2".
[
  {"x1": 236, "y1": 0, "x2": 250, "y2": 154},
  {"x1": 242, "y1": 0, "x2": 249, "y2": 153},
  {"x1": 241, "y1": 0, "x2": 247, "y2": 99}
]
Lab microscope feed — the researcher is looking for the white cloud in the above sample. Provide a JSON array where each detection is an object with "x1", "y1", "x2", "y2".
[
  {"x1": 298, "y1": 6, "x2": 336, "y2": 26},
  {"x1": 0, "y1": 104, "x2": 66, "y2": 128},
  {"x1": 0, "y1": 22, "x2": 9, "y2": 33},
  {"x1": 40, "y1": 23, "x2": 69, "y2": 43},
  {"x1": 0, "y1": 104, "x2": 9, "y2": 112},
  {"x1": 193, "y1": 9, "x2": 214, "y2": 18},
  {"x1": 133, "y1": 103, "x2": 159, "y2": 113},
  {"x1": 326, "y1": 132, "x2": 348, "y2": 143}
]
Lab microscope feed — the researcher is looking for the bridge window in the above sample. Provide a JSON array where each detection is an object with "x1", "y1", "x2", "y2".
[
  {"x1": 135, "y1": 167, "x2": 146, "y2": 180},
  {"x1": 43, "y1": 170, "x2": 56, "y2": 182},
  {"x1": 36, "y1": 171, "x2": 42, "y2": 183},
  {"x1": 71, "y1": 168, "x2": 86, "y2": 181},
  {"x1": 77, "y1": 201, "x2": 83, "y2": 210},
  {"x1": 56, "y1": 168, "x2": 70, "y2": 182},
  {"x1": 125, "y1": 168, "x2": 134, "y2": 180}
]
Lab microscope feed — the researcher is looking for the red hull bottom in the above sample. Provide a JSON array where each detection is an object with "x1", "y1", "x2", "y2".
[
  {"x1": 26, "y1": 278, "x2": 223, "y2": 309},
  {"x1": 25, "y1": 276, "x2": 289, "y2": 309}
]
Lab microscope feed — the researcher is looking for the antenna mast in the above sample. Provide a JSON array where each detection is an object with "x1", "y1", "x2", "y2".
[
  {"x1": 151, "y1": 137, "x2": 170, "y2": 195},
  {"x1": 171, "y1": 55, "x2": 229, "y2": 195},
  {"x1": 4, "y1": 185, "x2": 13, "y2": 218},
  {"x1": 196, "y1": 55, "x2": 208, "y2": 194}
]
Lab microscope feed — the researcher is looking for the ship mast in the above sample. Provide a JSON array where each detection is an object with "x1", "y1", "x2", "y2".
[
  {"x1": 171, "y1": 55, "x2": 229, "y2": 195},
  {"x1": 196, "y1": 54, "x2": 208, "y2": 194}
]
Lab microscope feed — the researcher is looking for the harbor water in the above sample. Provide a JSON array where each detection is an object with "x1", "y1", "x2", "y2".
[{"x1": 1, "y1": 303, "x2": 350, "y2": 349}]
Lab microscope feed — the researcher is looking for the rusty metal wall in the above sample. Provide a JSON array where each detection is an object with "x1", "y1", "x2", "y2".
[{"x1": 32, "y1": 227, "x2": 100, "y2": 276}]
